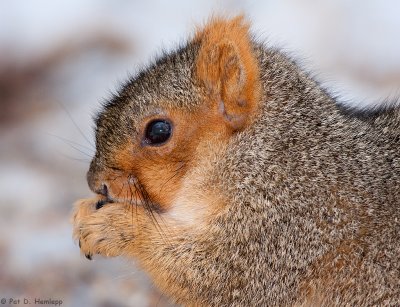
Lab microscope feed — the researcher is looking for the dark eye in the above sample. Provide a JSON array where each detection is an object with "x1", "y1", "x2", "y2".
[{"x1": 144, "y1": 120, "x2": 172, "y2": 145}]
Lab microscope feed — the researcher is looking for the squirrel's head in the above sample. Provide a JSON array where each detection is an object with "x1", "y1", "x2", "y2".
[{"x1": 87, "y1": 16, "x2": 261, "y2": 215}]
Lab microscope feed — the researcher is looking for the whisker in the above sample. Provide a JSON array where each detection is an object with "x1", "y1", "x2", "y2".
[
  {"x1": 159, "y1": 162, "x2": 186, "y2": 193},
  {"x1": 116, "y1": 182, "x2": 126, "y2": 199},
  {"x1": 58, "y1": 101, "x2": 95, "y2": 149},
  {"x1": 55, "y1": 152, "x2": 91, "y2": 164},
  {"x1": 129, "y1": 177, "x2": 140, "y2": 225},
  {"x1": 110, "y1": 272, "x2": 136, "y2": 281},
  {"x1": 127, "y1": 180, "x2": 134, "y2": 229},
  {"x1": 47, "y1": 132, "x2": 95, "y2": 153},
  {"x1": 134, "y1": 181, "x2": 161, "y2": 229},
  {"x1": 52, "y1": 137, "x2": 93, "y2": 158},
  {"x1": 103, "y1": 162, "x2": 125, "y2": 173},
  {"x1": 137, "y1": 181, "x2": 171, "y2": 244},
  {"x1": 106, "y1": 174, "x2": 124, "y2": 183}
]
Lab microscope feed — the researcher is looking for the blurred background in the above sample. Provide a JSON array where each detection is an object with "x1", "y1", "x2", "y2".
[{"x1": 0, "y1": 1, "x2": 399, "y2": 306}]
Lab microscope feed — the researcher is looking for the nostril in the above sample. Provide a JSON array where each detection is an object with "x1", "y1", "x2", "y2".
[{"x1": 97, "y1": 183, "x2": 109, "y2": 198}]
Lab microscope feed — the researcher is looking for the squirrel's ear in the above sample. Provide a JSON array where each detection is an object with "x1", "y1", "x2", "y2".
[{"x1": 195, "y1": 16, "x2": 261, "y2": 131}]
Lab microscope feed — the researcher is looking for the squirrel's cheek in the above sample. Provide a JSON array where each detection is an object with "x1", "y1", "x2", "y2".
[{"x1": 165, "y1": 175, "x2": 227, "y2": 228}]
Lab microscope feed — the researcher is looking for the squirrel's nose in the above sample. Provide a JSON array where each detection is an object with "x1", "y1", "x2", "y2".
[
  {"x1": 87, "y1": 160, "x2": 109, "y2": 198},
  {"x1": 96, "y1": 183, "x2": 109, "y2": 197},
  {"x1": 87, "y1": 173, "x2": 109, "y2": 198}
]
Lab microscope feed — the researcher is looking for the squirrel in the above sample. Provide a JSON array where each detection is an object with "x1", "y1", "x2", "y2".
[{"x1": 72, "y1": 16, "x2": 400, "y2": 306}]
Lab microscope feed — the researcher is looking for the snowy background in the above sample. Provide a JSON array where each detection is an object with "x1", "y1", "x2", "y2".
[{"x1": 0, "y1": 1, "x2": 399, "y2": 306}]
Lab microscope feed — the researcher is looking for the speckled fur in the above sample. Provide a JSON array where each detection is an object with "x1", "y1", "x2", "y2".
[{"x1": 73, "y1": 18, "x2": 400, "y2": 306}]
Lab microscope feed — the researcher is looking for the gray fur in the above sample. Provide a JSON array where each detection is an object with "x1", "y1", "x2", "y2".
[{"x1": 93, "y1": 39, "x2": 400, "y2": 305}]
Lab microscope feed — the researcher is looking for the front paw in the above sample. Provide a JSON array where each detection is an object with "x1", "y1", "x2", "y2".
[{"x1": 72, "y1": 197, "x2": 132, "y2": 259}]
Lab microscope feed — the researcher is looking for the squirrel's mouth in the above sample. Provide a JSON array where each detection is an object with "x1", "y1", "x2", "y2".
[
  {"x1": 95, "y1": 198, "x2": 113, "y2": 209},
  {"x1": 95, "y1": 197, "x2": 146, "y2": 209},
  {"x1": 93, "y1": 178, "x2": 163, "y2": 212}
]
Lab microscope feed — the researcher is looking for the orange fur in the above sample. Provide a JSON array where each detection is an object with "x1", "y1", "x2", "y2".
[
  {"x1": 86, "y1": 103, "x2": 230, "y2": 214},
  {"x1": 195, "y1": 16, "x2": 261, "y2": 131}
]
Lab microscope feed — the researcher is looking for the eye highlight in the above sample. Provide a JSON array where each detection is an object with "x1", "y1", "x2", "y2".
[{"x1": 144, "y1": 119, "x2": 172, "y2": 145}]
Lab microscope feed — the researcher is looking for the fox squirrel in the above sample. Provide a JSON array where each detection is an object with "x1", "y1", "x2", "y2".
[{"x1": 72, "y1": 16, "x2": 400, "y2": 306}]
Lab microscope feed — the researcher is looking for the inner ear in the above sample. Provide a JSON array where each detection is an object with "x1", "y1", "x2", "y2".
[
  {"x1": 218, "y1": 100, "x2": 247, "y2": 131},
  {"x1": 195, "y1": 16, "x2": 261, "y2": 131}
]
